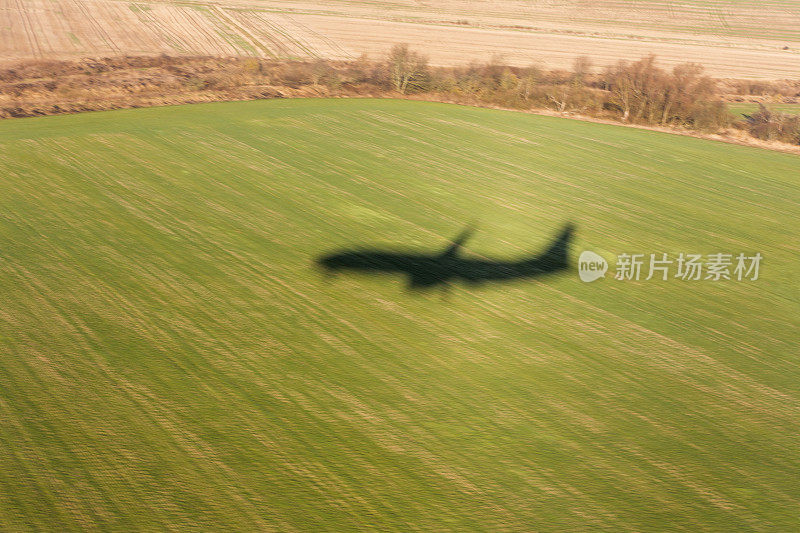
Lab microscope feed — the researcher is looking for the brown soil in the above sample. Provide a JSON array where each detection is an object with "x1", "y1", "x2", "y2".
[{"x1": 3, "y1": 0, "x2": 800, "y2": 79}]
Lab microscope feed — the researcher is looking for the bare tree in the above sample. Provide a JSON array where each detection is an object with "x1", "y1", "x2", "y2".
[
  {"x1": 386, "y1": 44, "x2": 429, "y2": 94},
  {"x1": 518, "y1": 65, "x2": 541, "y2": 100},
  {"x1": 547, "y1": 86, "x2": 570, "y2": 112},
  {"x1": 604, "y1": 60, "x2": 634, "y2": 121},
  {"x1": 745, "y1": 103, "x2": 800, "y2": 143},
  {"x1": 571, "y1": 56, "x2": 592, "y2": 87}
]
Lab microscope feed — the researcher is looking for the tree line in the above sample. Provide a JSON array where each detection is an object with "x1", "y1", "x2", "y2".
[
  {"x1": 380, "y1": 44, "x2": 798, "y2": 143},
  {"x1": 1, "y1": 48, "x2": 798, "y2": 145}
]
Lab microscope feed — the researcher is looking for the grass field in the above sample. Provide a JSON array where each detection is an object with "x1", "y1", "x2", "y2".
[
  {"x1": 728, "y1": 102, "x2": 800, "y2": 117},
  {"x1": 0, "y1": 99, "x2": 799, "y2": 530}
]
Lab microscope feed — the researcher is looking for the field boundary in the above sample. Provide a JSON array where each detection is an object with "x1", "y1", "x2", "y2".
[{"x1": 2, "y1": 54, "x2": 799, "y2": 155}]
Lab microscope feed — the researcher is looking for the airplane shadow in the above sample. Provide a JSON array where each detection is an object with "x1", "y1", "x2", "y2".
[{"x1": 315, "y1": 223, "x2": 574, "y2": 291}]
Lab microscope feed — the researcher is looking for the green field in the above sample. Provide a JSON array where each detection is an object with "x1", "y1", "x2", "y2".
[
  {"x1": 1, "y1": 99, "x2": 799, "y2": 531},
  {"x1": 728, "y1": 102, "x2": 800, "y2": 117}
]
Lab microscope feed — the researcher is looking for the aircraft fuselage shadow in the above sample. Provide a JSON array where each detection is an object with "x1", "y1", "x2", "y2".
[{"x1": 315, "y1": 223, "x2": 574, "y2": 290}]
